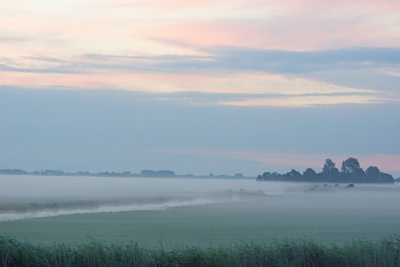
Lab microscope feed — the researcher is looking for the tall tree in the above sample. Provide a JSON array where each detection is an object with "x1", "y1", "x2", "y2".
[
  {"x1": 341, "y1": 157, "x2": 361, "y2": 174},
  {"x1": 365, "y1": 166, "x2": 380, "y2": 182},
  {"x1": 322, "y1": 159, "x2": 340, "y2": 182},
  {"x1": 322, "y1": 159, "x2": 336, "y2": 174}
]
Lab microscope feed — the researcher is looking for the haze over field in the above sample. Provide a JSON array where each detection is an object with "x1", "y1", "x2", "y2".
[
  {"x1": 0, "y1": 175, "x2": 399, "y2": 246},
  {"x1": 0, "y1": 175, "x2": 399, "y2": 222},
  {"x1": 0, "y1": 175, "x2": 296, "y2": 220},
  {"x1": 1, "y1": 0, "x2": 399, "y2": 176}
]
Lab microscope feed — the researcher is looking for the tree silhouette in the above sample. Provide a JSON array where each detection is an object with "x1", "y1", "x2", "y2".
[
  {"x1": 303, "y1": 168, "x2": 317, "y2": 181},
  {"x1": 255, "y1": 157, "x2": 393, "y2": 183},
  {"x1": 341, "y1": 158, "x2": 361, "y2": 174},
  {"x1": 303, "y1": 168, "x2": 316, "y2": 176},
  {"x1": 285, "y1": 169, "x2": 301, "y2": 181},
  {"x1": 365, "y1": 166, "x2": 380, "y2": 182},
  {"x1": 322, "y1": 159, "x2": 338, "y2": 174}
]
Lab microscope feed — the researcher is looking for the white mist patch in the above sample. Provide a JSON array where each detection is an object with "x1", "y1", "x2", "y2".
[
  {"x1": 0, "y1": 175, "x2": 342, "y2": 221},
  {"x1": 0, "y1": 197, "x2": 233, "y2": 221}
]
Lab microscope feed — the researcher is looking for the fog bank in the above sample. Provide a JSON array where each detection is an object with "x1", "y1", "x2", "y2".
[{"x1": 1, "y1": 175, "x2": 398, "y2": 221}]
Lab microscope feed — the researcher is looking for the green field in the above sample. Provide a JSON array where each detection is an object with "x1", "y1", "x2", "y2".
[{"x1": 1, "y1": 187, "x2": 399, "y2": 248}]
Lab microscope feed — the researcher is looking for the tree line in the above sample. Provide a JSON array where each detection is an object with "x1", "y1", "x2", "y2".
[
  {"x1": 256, "y1": 157, "x2": 395, "y2": 183},
  {"x1": 0, "y1": 169, "x2": 176, "y2": 178},
  {"x1": 0, "y1": 169, "x2": 248, "y2": 179}
]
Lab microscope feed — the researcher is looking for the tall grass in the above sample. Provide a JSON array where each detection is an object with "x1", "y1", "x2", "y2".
[{"x1": 0, "y1": 234, "x2": 399, "y2": 267}]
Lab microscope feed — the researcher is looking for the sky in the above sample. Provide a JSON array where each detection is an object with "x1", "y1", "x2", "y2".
[{"x1": 1, "y1": 0, "x2": 399, "y2": 177}]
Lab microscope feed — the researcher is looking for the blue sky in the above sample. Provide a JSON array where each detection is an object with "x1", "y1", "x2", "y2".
[{"x1": 1, "y1": 0, "x2": 399, "y2": 176}]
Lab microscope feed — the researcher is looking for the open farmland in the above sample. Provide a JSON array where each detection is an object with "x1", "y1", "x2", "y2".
[{"x1": 1, "y1": 180, "x2": 399, "y2": 248}]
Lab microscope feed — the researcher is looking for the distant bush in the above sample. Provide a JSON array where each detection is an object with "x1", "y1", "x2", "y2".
[{"x1": 0, "y1": 235, "x2": 399, "y2": 267}]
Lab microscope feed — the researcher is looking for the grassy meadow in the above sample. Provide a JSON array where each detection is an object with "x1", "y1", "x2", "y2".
[
  {"x1": 1, "y1": 176, "x2": 400, "y2": 266},
  {"x1": 1, "y1": 186, "x2": 399, "y2": 248}
]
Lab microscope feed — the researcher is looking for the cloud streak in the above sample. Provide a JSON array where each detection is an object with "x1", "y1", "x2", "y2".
[
  {"x1": 2, "y1": 47, "x2": 399, "y2": 75},
  {"x1": 0, "y1": 0, "x2": 399, "y2": 108},
  {"x1": 1, "y1": 46, "x2": 399, "y2": 107}
]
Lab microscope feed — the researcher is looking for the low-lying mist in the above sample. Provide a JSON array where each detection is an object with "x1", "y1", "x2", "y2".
[{"x1": 0, "y1": 175, "x2": 399, "y2": 221}]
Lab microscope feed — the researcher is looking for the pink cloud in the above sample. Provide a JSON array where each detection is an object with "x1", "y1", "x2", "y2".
[
  {"x1": 219, "y1": 95, "x2": 390, "y2": 107},
  {"x1": 0, "y1": 71, "x2": 213, "y2": 93},
  {"x1": 91, "y1": 0, "x2": 400, "y2": 13},
  {"x1": 1, "y1": 69, "x2": 391, "y2": 107},
  {"x1": 2, "y1": 0, "x2": 399, "y2": 57},
  {"x1": 143, "y1": 15, "x2": 399, "y2": 50},
  {"x1": 0, "y1": 70, "x2": 375, "y2": 99}
]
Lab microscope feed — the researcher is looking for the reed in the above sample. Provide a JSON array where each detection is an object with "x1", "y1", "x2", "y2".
[{"x1": 0, "y1": 234, "x2": 399, "y2": 267}]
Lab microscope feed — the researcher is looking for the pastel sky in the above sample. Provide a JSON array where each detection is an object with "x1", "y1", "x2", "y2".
[{"x1": 1, "y1": 0, "x2": 399, "y2": 177}]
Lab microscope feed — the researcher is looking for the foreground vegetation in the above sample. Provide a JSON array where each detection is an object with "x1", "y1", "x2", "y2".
[{"x1": 0, "y1": 234, "x2": 399, "y2": 267}]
